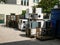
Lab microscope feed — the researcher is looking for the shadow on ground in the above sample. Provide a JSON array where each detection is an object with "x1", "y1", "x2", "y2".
[
  {"x1": 0, "y1": 40, "x2": 60, "y2": 45},
  {"x1": 19, "y1": 34, "x2": 27, "y2": 37}
]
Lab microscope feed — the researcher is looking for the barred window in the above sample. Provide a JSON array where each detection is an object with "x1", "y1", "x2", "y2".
[{"x1": 21, "y1": 0, "x2": 29, "y2": 6}]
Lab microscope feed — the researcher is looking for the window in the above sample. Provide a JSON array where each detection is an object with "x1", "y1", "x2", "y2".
[
  {"x1": 21, "y1": 0, "x2": 23, "y2": 5},
  {"x1": 33, "y1": 0, "x2": 35, "y2": 3},
  {"x1": 27, "y1": 0, "x2": 29, "y2": 6},
  {"x1": 33, "y1": 0, "x2": 39, "y2": 3},
  {"x1": 36, "y1": 0, "x2": 39, "y2": 3},
  {"x1": 24, "y1": 0, "x2": 26, "y2": 5},
  {"x1": 0, "y1": 14, "x2": 4, "y2": 23},
  {"x1": 21, "y1": 0, "x2": 29, "y2": 6}
]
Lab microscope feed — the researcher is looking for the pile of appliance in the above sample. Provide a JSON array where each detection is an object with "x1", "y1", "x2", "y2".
[
  {"x1": 24, "y1": 7, "x2": 54, "y2": 40},
  {"x1": 25, "y1": 8, "x2": 44, "y2": 37},
  {"x1": 18, "y1": 7, "x2": 60, "y2": 40}
]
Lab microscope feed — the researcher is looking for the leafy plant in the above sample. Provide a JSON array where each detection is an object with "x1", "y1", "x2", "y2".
[
  {"x1": 22, "y1": 10, "x2": 26, "y2": 15},
  {"x1": 37, "y1": 0, "x2": 59, "y2": 13}
]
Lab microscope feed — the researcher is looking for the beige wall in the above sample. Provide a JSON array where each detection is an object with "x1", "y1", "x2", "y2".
[
  {"x1": 0, "y1": 4, "x2": 22, "y2": 25},
  {"x1": 20, "y1": 6, "x2": 29, "y2": 10},
  {"x1": 0, "y1": 4, "x2": 22, "y2": 15},
  {"x1": 17, "y1": 0, "x2": 21, "y2": 4},
  {"x1": 20, "y1": 0, "x2": 41, "y2": 11},
  {"x1": 17, "y1": 0, "x2": 41, "y2": 6},
  {"x1": 0, "y1": 4, "x2": 29, "y2": 25},
  {"x1": 29, "y1": 0, "x2": 41, "y2": 6},
  {"x1": 0, "y1": 0, "x2": 41, "y2": 25}
]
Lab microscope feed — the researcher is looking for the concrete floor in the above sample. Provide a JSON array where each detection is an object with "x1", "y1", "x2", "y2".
[{"x1": 0, "y1": 25, "x2": 60, "y2": 45}]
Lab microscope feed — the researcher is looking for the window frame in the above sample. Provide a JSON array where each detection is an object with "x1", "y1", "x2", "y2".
[{"x1": 21, "y1": 0, "x2": 29, "y2": 6}]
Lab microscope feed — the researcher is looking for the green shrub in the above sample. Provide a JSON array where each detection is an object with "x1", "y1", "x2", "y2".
[{"x1": 22, "y1": 10, "x2": 26, "y2": 15}]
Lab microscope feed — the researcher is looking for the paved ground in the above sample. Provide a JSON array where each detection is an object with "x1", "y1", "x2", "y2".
[{"x1": 0, "y1": 25, "x2": 60, "y2": 45}]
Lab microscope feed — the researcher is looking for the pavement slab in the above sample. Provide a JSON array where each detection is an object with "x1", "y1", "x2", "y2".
[{"x1": 0, "y1": 25, "x2": 60, "y2": 45}]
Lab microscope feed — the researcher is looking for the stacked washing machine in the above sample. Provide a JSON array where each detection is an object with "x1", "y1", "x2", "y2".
[
  {"x1": 25, "y1": 7, "x2": 54, "y2": 40},
  {"x1": 18, "y1": 19, "x2": 28, "y2": 31},
  {"x1": 26, "y1": 8, "x2": 45, "y2": 38}
]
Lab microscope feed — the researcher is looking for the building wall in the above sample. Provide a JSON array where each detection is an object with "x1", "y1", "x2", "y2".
[
  {"x1": 20, "y1": 0, "x2": 41, "y2": 13},
  {"x1": 0, "y1": 4, "x2": 22, "y2": 25},
  {"x1": 29, "y1": 0, "x2": 41, "y2": 6},
  {"x1": 4, "y1": 0, "x2": 40, "y2": 13},
  {"x1": 21, "y1": 6, "x2": 29, "y2": 10},
  {"x1": 29, "y1": 0, "x2": 39, "y2": 6},
  {"x1": 0, "y1": 0, "x2": 41, "y2": 25},
  {"x1": 6, "y1": 0, "x2": 41, "y2": 5},
  {"x1": 17, "y1": 0, "x2": 41, "y2": 6},
  {"x1": 17, "y1": 0, "x2": 21, "y2": 5}
]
